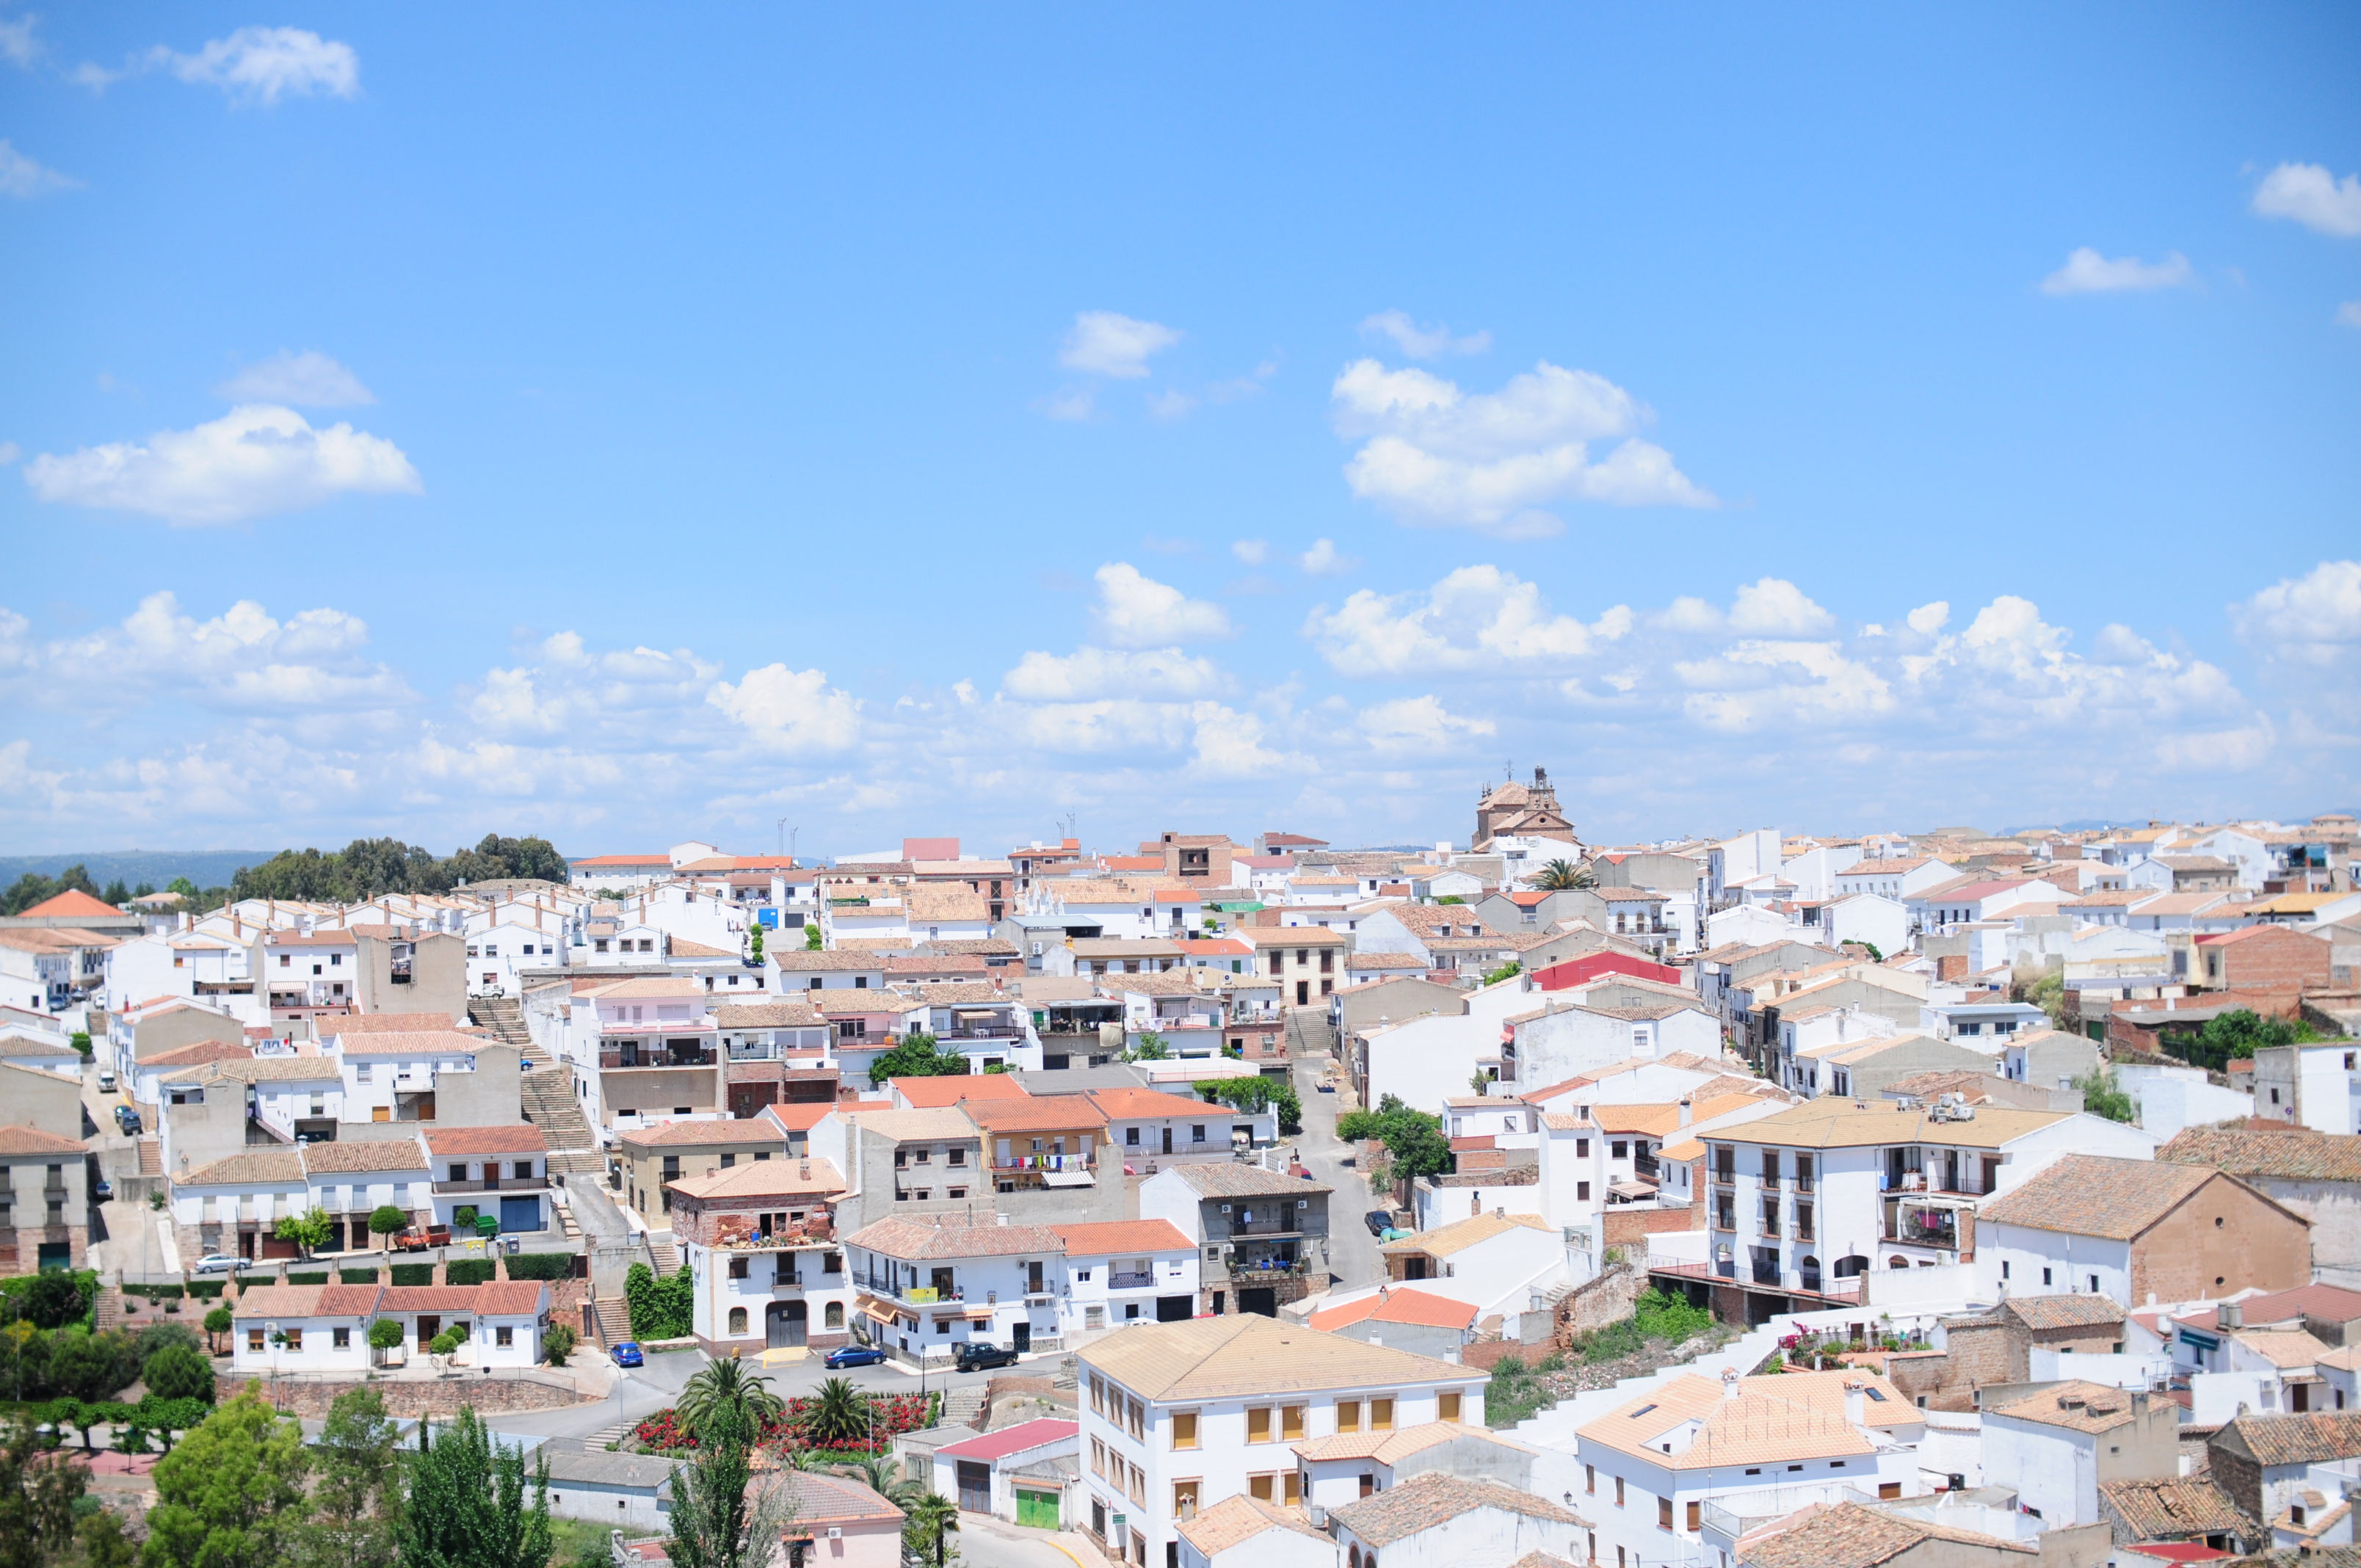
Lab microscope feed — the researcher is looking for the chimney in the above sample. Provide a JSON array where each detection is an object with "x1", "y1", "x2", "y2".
[
  {"x1": 1843, "y1": 1381, "x2": 1866, "y2": 1425},
  {"x1": 1721, "y1": 1367, "x2": 1741, "y2": 1401}
]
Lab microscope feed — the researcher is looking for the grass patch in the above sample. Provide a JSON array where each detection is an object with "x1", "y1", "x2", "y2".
[{"x1": 1484, "y1": 1289, "x2": 1722, "y2": 1429}]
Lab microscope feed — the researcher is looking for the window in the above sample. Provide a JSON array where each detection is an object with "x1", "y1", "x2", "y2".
[
  {"x1": 1368, "y1": 1398, "x2": 1392, "y2": 1431},
  {"x1": 1283, "y1": 1472, "x2": 1301, "y2": 1506},
  {"x1": 2042, "y1": 1267, "x2": 2053, "y2": 1285},
  {"x1": 729, "y1": 1257, "x2": 750, "y2": 1279},
  {"x1": 333, "y1": 1327, "x2": 351, "y2": 1349},
  {"x1": 1584, "y1": 1464, "x2": 1595, "y2": 1495},
  {"x1": 1614, "y1": 1477, "x2": 1625, "y2": 1507},
  {"x1": 1281, "y1": 1406, "x2": 1305, "y2": 1441},
  {"x1": 1335, "y1": 1400, "x2": 1361, "y2": 1433},
  {"x1": 1437, "y1": 1392, "x2": 1462, "y2": 1424},
  {"x1": 283, "y1": 1328, "x2": 303, "y2": 1350},
  {"x1": 728, "y1": 1307, "x2": 747, "y2": 1335},
  {"x1": 1172, "y1": 1481, "x2": 1200, "y2": 1520},
  {"x1": 1247, "y1": 1407, "x2": 1271, "y2": 1442},
  {"x1": 1578, "y1": 1181, "x2": 1591, "y2": 1201},
  {"x1": 1658, "y1": 1498, "x2": 1673, "y2": 1531},
  {"x1": 496, "y1": 1326, "x2": 514, "y2": 1347},
  {"x1": 1171, "y1": 1412, "x2": 1198, "y2": 1450}
]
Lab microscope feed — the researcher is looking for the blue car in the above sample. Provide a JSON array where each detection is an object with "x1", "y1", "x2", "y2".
[
  {"x1": 611, "y1": 1341, "x2": 644, "y2": 1368},
  {"x1": 824, "y1": 1345, "x2": 888, "y2": 1369}
]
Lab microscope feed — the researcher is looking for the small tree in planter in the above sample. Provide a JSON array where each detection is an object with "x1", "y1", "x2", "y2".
[
  {"x1": 369, "y1": 1205, "x2": 409, "y2": 1250},
  {"x1": 369, "y1": 1317, "x2": 405, "y2": 1366},
  {"x1": 203, "y1": 1306, "x2": 232, "y2": 1354}
]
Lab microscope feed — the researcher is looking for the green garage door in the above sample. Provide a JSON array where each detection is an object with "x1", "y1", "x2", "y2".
[{"x1": 1015, "y1": 1489, "x2": 1060, "y2": 1530}]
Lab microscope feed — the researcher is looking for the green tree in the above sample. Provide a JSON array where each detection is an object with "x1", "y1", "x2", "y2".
[
  {"x1": 542, "y1": 1324, "x2": 576, "y2": 1367},
  {"x1": 142, "y1": 1343, "x2": 216, "y2": 1406},
  {"x1": 203, "y1": 1307, "x2": 233, "y2": 1354},
  {"x1": 747, "y1": 925, "x2": 765, "y2": 962},
  {"x1": 367, "y1": 1320, "x2": 404, "y2": 1360},
  {"x1": 140, "y1": 1387, "x2": 311, "y2": 1568},
  {"x1": 367, "y1": 1206, "x2": 409, "y2": 1248},
  {"x1": 1336, "y1": 1095, "x2": 1454, "y2": 1182},
  {"x1": 167, "y1": 878, "x2": 200, "y2": 900},
  {"x1": 622, "y1": 1264, "x2": 694, "y2": 1340},
  {"x1": 274, "y1": 1206, "x2": 335, "y2": 1259},
  {"x1": 902, "y1": 1492, "x2": 959, "y2": 1568},
  {"x1": 100, "y1": 880, "x2": 131, "y2": 908},
  {"x1": 1120, "y1": 1031, "x2": 1169, "y2": 1062},
  {"x1": 297, "y1": 1387, "x2": 402, "y2": 1568},
  {"x1": 398, "y1": 1409, "x2": 551, "y2": 1568},
  {"x1": 675, "y1": 1359, "x2": 783, "y2": 1442},
  {"x1": 2072, "y1": 1065, "x2": 2138, "y2": 1124},
  {"x1": 668, "y1": 1400, "x2": 792, "y2": 1568},
  {"x1": 47, "y1": 1335, "x2": 124, "y2": 1404},
  {"x1": 0, "y1": 1416, "x2": 87, "y2": 1568},
  {"x1": 802, "y1": 1377, "x2": 872, "y2": 1448},
  {"x1": 1529, "y1": 859, "x2": 1595, "y2": 891},
  {"x1": 803, "y1": 923, "x2": 822, "y2": 951},
  {"x1": 76, "y1": 1512, "x2": 137, "y2": 1568},
  {"x1": 865, "y1": 1034, "x2": 969, "y2": 1087},
  {"x1": 1479, "y1": 961, "x2": 1522, "y2": 987},
  {"x1": 21, "y1": 1274, "x2": 89, "y2": 1331},
  {"x1": 45, "y1": 1399, "x2": 100, "y2": 1454}
]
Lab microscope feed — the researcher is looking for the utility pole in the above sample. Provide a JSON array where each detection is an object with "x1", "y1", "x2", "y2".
[{"x1": 777, "y1": 818, "x2": 790, "y2": 860}]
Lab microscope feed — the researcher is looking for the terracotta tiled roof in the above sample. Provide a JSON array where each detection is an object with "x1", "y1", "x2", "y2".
[
  {"x1": 1049, "y1": 1219, "x2": 1192, "y2": 1255},
  {"x1": 300, "y1": 1141, "x2": 429, "y2": 1174},
  {"x1": 2216, "y1": 1410, "x2": 2361, "y2": 1467},
  {"x1": 1378, "y1": 1211, "x2": 1553, "y2": 1257},
  {"x1": 1165, "y1": 1164, "x2": 1332, "y2": 1199},
  {"x1": 1308, "y1": 1287, "x2": 1479, "y2": 1334},
  {"x1": 1079, "y1": 1315, "x2": 1473, "y2": 1403},
  {"x1": 1175, "y1": 1495, "x2": 1333, "y2": 1558},
  {"x1": 232, "y1": 1284, "x2": 385, "y2": 1319},
  {"x1": 666, "y1": 1155, "x2": 843, "y2": 1203},
  {"x1": 2098, "y1": 1476, "x2": 2256, "y2": 1542},
  {"x1": 2160, "y1": 1126, "x2": 2361, "y2": 1184},
  {"x1": 17, "y1": 889, "x2": 124, "y2": 919},
  {"x1": 1988, "y1": 1381, "x2": 2148, "y2": 1434},
  {"x1": 1978, "y1": 1155, "x2": 2233, "y2": 1241},
  {"x1": 714, "y1": 1001, "x2": 827, "y2": 1027},
  {"x1": 175, "y1": 1149, "x2": 307, "y2": 1186},
  {"x1": 843, "y1": 1216, "x2": 1062, "y2": 1260},
  {"x1": 1328, "y1": 1472, "x2": 1586, "y2": 1547},
  {"x1": 617, "y1": 1119, "x2": 790, "y2": 1150},
  {"x1": 890, "y1": 1074, "x2": 1032, "y2": 1108},
  {"x1": 0, "y1": 1125, "x2": 87, "y2": 1155},
  {"x1": 1736, "y1": 1502, "x2": 2031, "y2": 1568},
  {"x1": 423, "y1": 1124, "x2": 548, "y2": 1157},
  {"x1": 2001, "y1": 1294, "x2": 2125, "y2": 1332}
]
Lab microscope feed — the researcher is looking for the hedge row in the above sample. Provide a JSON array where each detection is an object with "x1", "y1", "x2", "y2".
[
  {"x1": 187, "y1": 1282, "x2": 224, "y2": 1299},
  {"x1": 338, "y1": 1268, "x2": 379, "y2": 1284},
  {"x1": 285, "y1": 1273, "x2": 328, "y2": 1286},
  {"x1": 388, "y1": 1264, "x2": 435, "y2": 1287},
  {"x1": 503, "y1": 1252, "x2": 577, "y2": 1281},
  {"x1": 444, "y1": 1260, "x2": 496, "y2": 1287}
]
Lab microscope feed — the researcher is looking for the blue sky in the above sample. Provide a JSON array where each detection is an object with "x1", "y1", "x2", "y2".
[{"x1": 3, "y1": 4, "x2": 2357, "y2": 860}]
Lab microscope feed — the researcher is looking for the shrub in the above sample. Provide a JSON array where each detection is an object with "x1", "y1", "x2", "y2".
[
  {"x1": 543, "y1": 1324, "x2": 576, "y2": 1367},
  {"x1": 368, "y1": 1318, "x2": 405, "y2": 1353},
  {"x1": 285, "y1": 1272, "x2": 329, "y2": 1286},
  {"x1": 389, "y1": 1264, "x2": 435, "y2": 1287},
  {"x1": 624, "y1": 1262, "x2": 694, "y2": 1340},
  {"x1": 504, "y1": 1252, "x2": 576, "y2": 1281},
  {"x1": 338, "y1": 1268, "x2": 380, "y2": 1284},
  {"x1": 368, "y1": 1205, "x2": 409, "y2": 1238},
  {"x1": 142, "y1": 1342, "x2": 215, "y2": 1404},
  {"x1": 184, "y1": 1282, "x2": 222, "y2": 1300},
  {"x1": 445, "y1": 1260, "x2": 496, "y2": 1287},
  {"x1": 427, "y1": 1329, "x2": 463, "y2": 1356}
]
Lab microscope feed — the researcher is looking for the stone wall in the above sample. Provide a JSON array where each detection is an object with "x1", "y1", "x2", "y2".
[
  {"x1": 217, "y1": 1369, "x2": 598, "y2": 1418},
  {"x1": 1554, "y1": 1256, "x2": 1645, "y2": 1344}
]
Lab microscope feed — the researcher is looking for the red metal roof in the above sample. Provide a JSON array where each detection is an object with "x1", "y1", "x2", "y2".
[{"x1": 935, "y1": 1418, "x2": 1078, "y2": 1462}]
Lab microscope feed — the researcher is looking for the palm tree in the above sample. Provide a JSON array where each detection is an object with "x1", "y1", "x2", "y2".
[
  {"x1": 838, "y1": 1453, "x2": 926, "y2": 1510},
  {"x1": 677, "y1": 1357, "x2": 786, "y2": 1442},
  {"x1": 805, "y1": 1376, "x2": 874, "y2": 1448},
  {"x1": 1531, "y1": 858, "x2": 1595, "y2": 891},
  {"x1": 902, "y1": 1492, "x2": 960, "y2": 1568}
]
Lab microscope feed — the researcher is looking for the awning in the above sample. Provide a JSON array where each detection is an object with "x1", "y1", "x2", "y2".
[
  {"x1": 858, "y1": 1297, "x2": 900, "y2": 1327},
  {"x1": 1041, "y1": 1170, "x2": 1095, "y2": 1187},
  {"x1": 1608, "y1": 1180, "x2": 1658, "y2": 1199},
  {"x1": 960, "y1": 1305, "x2": 995, "y2": 1321}
]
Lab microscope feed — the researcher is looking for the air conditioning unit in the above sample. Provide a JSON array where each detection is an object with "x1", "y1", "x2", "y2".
[{"x1": 826, "y1": 1529, "x2": 843, "y2": 1540}]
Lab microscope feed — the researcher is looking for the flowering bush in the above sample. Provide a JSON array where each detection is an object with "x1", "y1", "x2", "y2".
[{"x1": 634, "y1": 1390, "x2": 938, "y2": 1456}]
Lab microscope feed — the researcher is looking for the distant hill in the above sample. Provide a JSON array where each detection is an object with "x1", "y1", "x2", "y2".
[{"x1": 0, "y1": 851, "x2": 272, "y2": 890}]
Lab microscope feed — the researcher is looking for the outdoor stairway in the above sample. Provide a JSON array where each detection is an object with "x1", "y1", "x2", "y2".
[
  {"x1": 137, "y1": 1138, "x2": 161, "y2": 1176},
  {"x1": 938, "y1": 1386, "x2": 986, "y2": 1430},
  {"x1": 592, "y1": 1297, "x2": 628, "y2": 1346},
  {"x1": 582, "y1": 1418, "x2": 634, "y2": 1451},
  {"x1": 93, "y1": 1287, "x2": 124, "y2": 1332},
  {"x1": 468, "y1": 995, "x2": 545, "y2": 1064},
  {"x1": 647, "y1": 1238, "x2": 679, "y2": 1274},
  {"x1": 520, "y1": 1067, "x2": 600, "y2": 1158}
]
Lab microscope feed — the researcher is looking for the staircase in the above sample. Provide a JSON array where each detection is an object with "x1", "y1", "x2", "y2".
[
  {"x1": 520, "y1": 1067, "x2": 603, "y2": 1174},
  {"x1": 137, "y1": 1138, "x2": 161, "y2": 1176},
  {"x1": 582, "y1": 1416, "x2": 635, "y2": 1451},
  {"x1": 468, "y1": 995, "x2": 543, "y2": 1064},
  {"x1": 93, "y1": 1287, "x2": 125, "y2": 1332},
  {"x1": 592, "y1": 1296, "x2": 629, "y2": 1346},
  {"x1": 647, "y1": 1238, "x2": 679, "y2": 1274}
]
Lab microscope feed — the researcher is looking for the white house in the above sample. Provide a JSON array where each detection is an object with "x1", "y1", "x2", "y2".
[
  {"x1": 1055, "y1": 1219, "x2": 1201, "y2": 1337},
  {"x1": 1327, "y1": 1472, "x2": 1589, "y2": 1568},
  {"x1": 1077, "y1": 1315, "x2": 1486, "y2": 1568},
  {"x1": 421, "y1": 1124, "x2": 554, "y2": 1238},
  {"x1": 228, "y1": 1279, "x2": 550, "y2": 1373},
  {"x1": 1375, "y1": 1211, "x2": 1568, "y2": 1327},
  {"x1": 543, "y1": 1451, "x2": 677, "y2": 1533},
  {"x1": 1979, "y1": 1382, "x2": 2180, "y2": 1528}
]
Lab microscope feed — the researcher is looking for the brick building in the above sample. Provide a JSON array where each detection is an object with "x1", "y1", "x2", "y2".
[{"x1": 2193, "y1": 925, "x2": 2332, "y2": 997}]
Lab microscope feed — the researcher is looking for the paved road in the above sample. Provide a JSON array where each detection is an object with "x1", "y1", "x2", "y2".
[
  {"x1": 1285, "y1": 1030, "x2": 1384, "y2": 1294},
  {"x1": 954, "y1": 1514, "x2": 1103, "y2": 1568}
]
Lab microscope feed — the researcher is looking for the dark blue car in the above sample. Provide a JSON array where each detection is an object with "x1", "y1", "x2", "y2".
[
  {"x1": 611, "y1": 1341, "x2": 643, "y2": 1367},
  {"x1": 824, "y1": 1345, "x2": 887, "y2": 1369}
]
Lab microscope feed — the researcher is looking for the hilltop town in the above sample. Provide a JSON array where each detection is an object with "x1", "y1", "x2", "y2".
[{"x1": 1, "y1": 780, "x2": 2357, "y2": 1566}]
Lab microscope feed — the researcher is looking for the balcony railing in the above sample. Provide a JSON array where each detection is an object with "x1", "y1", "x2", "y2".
[
  {"x1": 993, "y1": 1154, "x2": 1092, "y2": 1174},
  {"x1": 703, "y1": 1222, "x2": 835, "y2": 1251},
  {"x1": 936, "y1": 1026, "x2": 1023, "y2": 1042},
  {"x1": 431, "y1": 1175, "x2": 548, "y2": 1194},
  {"x1": 601, "y1": 1047, "x2": 718, "y2": 1069},
  {"x1": 1106, "y1": 1271, "x2": 1154, "y2": 1289}
]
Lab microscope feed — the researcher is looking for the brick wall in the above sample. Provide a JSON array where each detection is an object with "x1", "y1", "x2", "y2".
[
  {"x1": 1556, "y1": 1257, "x2": 1647, "y2": 1343},
  {"x1": 2208, "y1": 927, "x2": 2332, "y2": 995},
  {"x1": 1604, "y1": 1207, "x2": 1705, "y2": 1249}
]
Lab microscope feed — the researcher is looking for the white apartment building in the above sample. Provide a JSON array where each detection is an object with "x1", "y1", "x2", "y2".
[
  {"x1": 1576, "y1": 1368, "x2": 1923, "y2": 1568},
  {"x1": 1078, "y1": 1315, "x2": 1486, "y2": 1568}
]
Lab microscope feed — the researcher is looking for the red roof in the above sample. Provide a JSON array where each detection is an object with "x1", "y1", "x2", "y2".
[
  {"x1": 2194, "y1": 926, "x2": 2296, "y2": 946},
  {"x1": 1531, "y1": 951, "x2": 1684, "y2": 991},
  {"x1": 935, "y1": 1418, "x2": 1078, "y2": 1462},
  {"x1": 891, "y1": 1074, "x2": 1031, "y2": 1108},
  {"x1": 1308, "y1": 1287, "x2": 1479, "y2": 1333},
  {"x1": 19, "y1": 889, "x2": 124, "y2": 919}
]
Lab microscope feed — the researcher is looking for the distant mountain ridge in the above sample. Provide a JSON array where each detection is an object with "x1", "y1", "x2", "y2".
[{"x1": 0, "y1": 851, "x2": 272, "y2": 890}]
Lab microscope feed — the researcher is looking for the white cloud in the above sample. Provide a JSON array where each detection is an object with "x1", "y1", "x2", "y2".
[
  {"x1": 1358, "y1": 695, "x2": 1496, "y2": 753},
  {"x1": 1678, "y1": 641, "x2": 1894, "y2": 731},
  {"x1": 23, "y1": 404, "x2": 421, "y2": 523},
  {"x1": 1728, "y1": 578, "x2": 1835, "y2": 636},
  {"x1": 153, "y1": 26, "x2": 358, "y2": 106},
  {"x1": 0, "y1": 139, "x2": 77, "y2": 197},
  {"x1": 1090, "y1": 563, "x2": 1233, "y2": 647},
  {"x1": 1307, "y1": 565, "x2": 1630, "y2": 676},
  {"x1": 1331, "y1": 357, "x2": 1713, "y2": 534},
  {"x1": 1906, "y1": 601, "x2": 1951, "y2": 636},
  {"x1": 1359, "y1": 310, "x2": 1491, "y2": 360},
  {"x1": 2233, "y1": 560, "x2": 2361, "y2": 668},
  {"x1": 1059, "y1": 311, "x2": 1181, "y2": 379},
  {"x1": 1002, "y1": 646, "x2": 1227, "y2": 701},
  {"x1": 0, "y1": 13, "x2": 40, "y2": 67},
  {"x1": 216, "y1": 350, "x2": 375, "y2": 407},
  {"x1": 2039, "y1": 247, "x2": 2194, "y2": 295},
  {"x1": 1034, "y1": 388, "x2": 1096, "y2": 422},
  {"x1": 1230, "y1": 539, "x2": 1270, "y2": 566},
  {"x1": 0, "y1": 443, "x2": 18, "y2": 466},
  {"x1": 1299, "y1": 538, "x2": 1357, "y2": 577},
  {"x1": 708, "y1": 664, "x2": 863, "y2": 754},
  {"x1": 2253, "y1": 163, "x2": 2361, "y2": 239},
  {"x1": 467, "y1": 632, "x2": 721, "y2": 736},
  {"x1": 2339, "y1": 302, "x2": 2361, "y2": 330},
  {"x1": 1147, "y1": 390, "x2": 1197, "y2": 421},
  {"x1": 1189, "y1": 705, "x2": 1310, "y2": 779},
  {"x1": 1, "y1": 590, "x2": 410, "y2": 713}
]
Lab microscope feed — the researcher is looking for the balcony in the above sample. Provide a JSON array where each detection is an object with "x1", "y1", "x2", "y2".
[
  {"x1": 1883, "y1": 1197, "x2": 1966, "y2": 1252},
  {"x1": 936, "y1": 1026, "x2": 1024, "y2": 1042},
  {"x1": 431, "y1": 1175, "x2": 548, "y2": 1194},
  {"x1": 601, "y1": 1046, "x2": 718, "y2": 1070},
  {"x1": 1106, "y1": 1271, "x2": 1154, "y2": 1289},
  {"x1": 992, "y1": 1154, "x2": 1092, "y2": 1175},
  {"x1": 706, "y1": 1221, "x2": 835, "y2": 1251}
]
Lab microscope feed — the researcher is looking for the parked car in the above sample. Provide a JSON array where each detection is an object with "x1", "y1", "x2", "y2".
[
  {"x1": 824, "y1": 1344, "x2": 888, "y2": 1369},
  {"x1": 192, "y1": 1254, "x2": 250, "y2": 1274},
  {"x1": 91, "y1": 1178, "x2": 112, "y2": 1202},
  {"x1": 1364, "y1": 1208, "x2": 1394, "y2": 1238},
  {"x1": 95, "y1": 1072, "x2": 116, "y2": 1094},
  {"x1": 954, "y1": 1342, "x2": 1020, "y2": 1372},
  {"x1": 394, "y1": 1224, "x2": 451, "y2": 1253},
  {"x1": 114, "y1": 1106, "x2": 143, "y2": 1136},
  {"x1": 611, "y1": 1341, "x2": 644, "y2": 1368}
]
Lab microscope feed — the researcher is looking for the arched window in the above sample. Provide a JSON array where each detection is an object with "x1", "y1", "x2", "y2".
[
  {"x1": 1349, "y1": 1550, "x2": 1362, "y2": 1568},
  {"x1": 825, "y1": 1302, "x2": 844, "y2": 1329},
  {"x1": 728, "y1": 1307, "x2": 747, "y2": 1336},
  {"x1": 1887, "y1": 1256, "x2": 1911, "y2": 1271}
]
